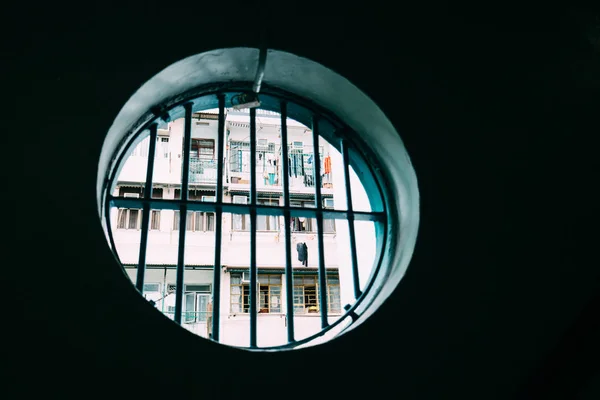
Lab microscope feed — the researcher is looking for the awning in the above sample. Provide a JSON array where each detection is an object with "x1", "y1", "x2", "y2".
[
  {"x1": 226, "y1": 267, "x2": 338, "y2": 275},
  {"x1": 123, "y1": 264, "x2": 218, "y2": 270}
]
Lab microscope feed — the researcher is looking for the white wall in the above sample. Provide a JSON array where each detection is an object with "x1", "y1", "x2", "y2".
[
  {"x1": 117, "y1": 117, "x2": 221, "y2": 186},
  {"x1": 331, "y1": 147, "x2": 376, "y2": 310}
]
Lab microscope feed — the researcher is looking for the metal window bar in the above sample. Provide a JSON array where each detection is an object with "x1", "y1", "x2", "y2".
[
  {"x1": 110, "y1": 197, "x2": 385, "y2": 222},
  {"x1": 249, "y1": 106, "x2": 258, "y2": 348},
  {"x1": 311, "y1": 115, "x2": 328, "y2": 328},
  {"x1": 211, "y1": 94, "x2": 226, "y2": 341},
  {"x1": 104, "y1": 90, "x2": 389, "y2": 349},
  {"x1": 280, "y1": 101, "x2": 295, "y2": 343},
  {"x1": 174, "y1": 102, "x2": 193, "y2": 324},
  {"x1": 136, "y1": 123, "x2": 158, "y2": 292},
  {"x1": 341, "y1": 138, "x2": 362, "y2": 299}
]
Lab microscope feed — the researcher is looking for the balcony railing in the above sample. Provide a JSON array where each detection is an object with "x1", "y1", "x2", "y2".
[
  {"x1": 189, "y1": 158, "x2": 217, "y2": 184},
  {"x1": 191, "y1": 156, "x2": 333, "y2": 190}
]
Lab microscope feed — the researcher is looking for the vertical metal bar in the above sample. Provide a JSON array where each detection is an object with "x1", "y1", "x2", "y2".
[
  {"x1": 311, "y1": 116, "x2": 329, "y2": 328},
  {"x1": 249, "y1": 106, "x2": 258, "y2": 347},
  {"x1": 174, "y1": 102, "x2": 193, "y2": 324},
  {"x1": 280, "y1": 101, "x2": 295, "y2": 343},
  {"x1": 161, "y1": 267, "x2": 167, "y2": 314},
  {"x1": 136, "y1": 123, "x2": 158, "y2": 293},
  {"x1": 211, "y1": 94, "x2": 226, "y2": 341},
  {"x1": 341, "y1": 139, "x2": 362, "y2": 299}
]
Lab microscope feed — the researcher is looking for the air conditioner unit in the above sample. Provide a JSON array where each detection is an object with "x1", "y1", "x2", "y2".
[
  {"x1": 202, "y1": 196, "x2": 216, "y2": 202},
  {"x1": 324, "y1": 198, "x2": 334, "y2": 208},
  {"x1": 143, "y1": 283, "x2": 160, "y2": 292},
  {"x1": 233, "y1": 195, "x2": 248, "y2": 205},
  {"x1": 293, "y1": 141, "x2": 303, "y2": 148},
  {"x1": 124, "y1": 193, "x2": 140, "y2": 198}
]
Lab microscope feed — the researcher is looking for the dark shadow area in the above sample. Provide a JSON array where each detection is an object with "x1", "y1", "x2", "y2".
[{"x1": 3, "y1": 2, "x2": 599, "y2": 399}]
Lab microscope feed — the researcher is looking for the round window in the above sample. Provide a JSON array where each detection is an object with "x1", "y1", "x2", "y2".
[{"x1": 97, "y1": 48, "x2": 419, "y2": 351}]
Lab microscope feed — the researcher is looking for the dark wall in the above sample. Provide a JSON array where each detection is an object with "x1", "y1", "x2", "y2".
[{"x1": 5, "y1": 3, "x2": 599, "y2": 399}]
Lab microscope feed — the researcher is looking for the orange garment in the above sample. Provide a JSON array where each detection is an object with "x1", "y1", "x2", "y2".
[{"x1": 324, "y1": 156, "x2": 332, "y2": 174}]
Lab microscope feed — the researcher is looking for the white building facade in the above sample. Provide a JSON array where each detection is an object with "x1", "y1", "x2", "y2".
[{"x1": 111, "y1": 109, "x2": 374, "y2": 348}]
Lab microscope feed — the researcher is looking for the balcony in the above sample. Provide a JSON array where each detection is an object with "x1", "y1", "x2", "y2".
[{"x1": 189, "y1": 158, "x2": 217, "y2": 184}]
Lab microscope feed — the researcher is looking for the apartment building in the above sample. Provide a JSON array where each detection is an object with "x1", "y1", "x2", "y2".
[{"x1": 110, "y1": 108, "x2": 374, "y2": 347}]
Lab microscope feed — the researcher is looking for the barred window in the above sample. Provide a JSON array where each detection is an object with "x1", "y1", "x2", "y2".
[
  {"x1": 191, "y1": 138, "x2": 214, "y2": 158},
  {"x1": 100, "y1": 49, "x2": 418, "y2": 351}
]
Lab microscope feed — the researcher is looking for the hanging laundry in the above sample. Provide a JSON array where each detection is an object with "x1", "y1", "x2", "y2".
[
  {"x1": 324, "y1": 155, "x2": 332, "y2": 174},
  {"x1": 293, "y1": 153, "x2": 298, "y2": 178},
  {"x1": 296, "y1": 242, "x2": 308, "y2": 266}
]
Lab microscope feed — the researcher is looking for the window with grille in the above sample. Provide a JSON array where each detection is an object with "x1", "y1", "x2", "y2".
[
  {"x1": 191, "y1": 138, "x2": 214, "y2": 158},
  {"x1": 104, "y1": 85, "x2": 392, "y2": 350}
]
